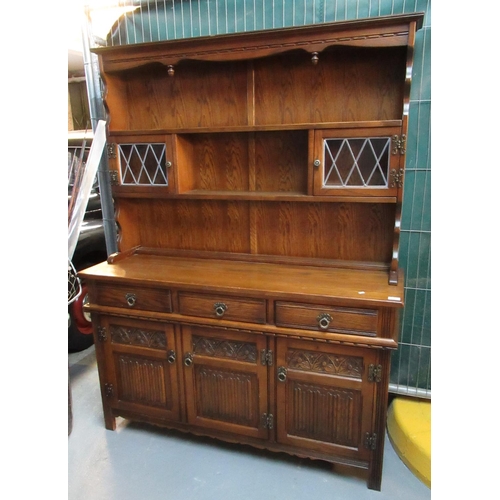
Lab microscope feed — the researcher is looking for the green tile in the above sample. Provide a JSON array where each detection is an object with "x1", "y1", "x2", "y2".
[
  {"x1": 411, "y1": 29, "x2": 423, "y2": 100},
  {"x1": 409, "y1": 345, "x2": 431, "y2": 390},
  {"x1": 389, "y1": 0, "x2": 406, "y2": 15},
  {"x1": 400, "y1": 288, "x2": 430, "y2": 346},
  {"x1": 390, "y1": 343, "x2": 411, "y2": 386},
  {"x1": 406, "y1": 101, "x2": 431, "y2": 171},
  {"x1": 405, "y1": 102, "x2": 419, "y2": 170},
  {"x1": 421, "y1": 27, "x2": 431, "y2": 101},
  {"x1": 398, "y1": 230, "x2": 410, "y2": 275},
  {"x1": 416, "y1": 101, "x2": 431, "y2": 170},
  {"x1": 410, "y1": 288, "x2": 431, "y2": 345},
  {"x1": 403, "y1": 231, "x2": 420, "y2": 287},
  {"x1": 402, "y1": 170, "x2": 416, "y2": 224},
  {"x1": 420, "y1": 171, "x2": 431, "y2": 231},
  {"x1": 403, "y1": 231, "x2": 431, "y2": 289},
  {"x1": 389, "y1": 347, "x2": 403, "y2": 385},
  {"x1": 402, "y1": 170, "x2": 431, "y2": 232},
  {"x1": 416, "y1": 0, "x2": 431, "y2": 26},
  {"x1": 421, "y1": 290, "x2": 431, "y2": 346},
  {"x1": 400, "y1": 288, "x2": 416, "y2": 344},
  {"x1": 410, "y1": 26, "x2": 431, "y2": 101},
  {"x1": 333, "y1": 0, "x2": 347, "y2": 21},
  {"x1": 390, "y1": 344, "x2": 431, "y2": 391}
]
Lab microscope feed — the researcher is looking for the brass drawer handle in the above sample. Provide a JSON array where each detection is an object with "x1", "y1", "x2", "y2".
[
  {"x1": 125, "y1": 293, "x2": 137, "y2": 307},
  {"x1": 167, "y1": 350, "x2": 176, "y2": 364},
  {"x1": 317, "y1": 313, "x2": 332, "y2": 330},
  {"x1": 213, "y1": 302, "x2": 228, "y2": 317}
]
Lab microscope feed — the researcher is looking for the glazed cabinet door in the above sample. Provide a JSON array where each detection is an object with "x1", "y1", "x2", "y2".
[
  {"x1": 99, "y1": 316, "x2": 181, "y2": 422},
  {"x1": 107, "y1": 134, "x2": 177, "y2": 194},
  {"x1": 275, "y1": 337, "x2": 377, "y2": 463},
  {"x1": 313, "y1": 127, "x2": 403, "y2": 197},
  {"x1": 181, "y1": 325, "x2": 269, "y2": 440}
]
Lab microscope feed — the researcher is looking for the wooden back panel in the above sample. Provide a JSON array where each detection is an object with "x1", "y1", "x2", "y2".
[
  {"x1": 103, "y1": 46, "x2": 406, "y2": 131},
  {"x1": 116, "y1": 199, "x2": 394, "y2": 263},
  {"x1": 254, "y1": 47, "x2": 406, "y2": 125}
]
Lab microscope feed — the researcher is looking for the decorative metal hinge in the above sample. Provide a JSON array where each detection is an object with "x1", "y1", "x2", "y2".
[
  {"x1": 107, "y1": 143, "x2": 117, "y2": 158},
  {"x1": 97, "y1": 326, "x2": 107, "y2": 342},
  {"x1": 364, "y1": 432, "x2": 378, "y2": 450},
  {"x1": 261, "y1": 413, "x2": 274, "y2": 430},
  {"x1": 109, "y1": 170, "x2": 119, "y2": 185},
  {"x1": 368, "y1": 364, "x2": 382, "y2": 383},
  {"x1": 390, "y1": 168, "x2": 404, "y2": 188},
  {"x1": 104, "y1": 383, "x2": 114, "y2": 398},
  {"x1": 261, "y1": 349, "x2": 273, "y2": 366},
  {"x1": 392, "y1": 134, "x2": 406, "y2": 155}
]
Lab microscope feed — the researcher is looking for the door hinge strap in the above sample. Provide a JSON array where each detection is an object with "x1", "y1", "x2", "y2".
[
  {"x1": 261, "y1": 413, "x2": 274, "y2": 429},
  {"x1": 364, "y1": 432, "x2": 377, "y2": 450},
  {"x1": 97, "y1": 326, "x2": 107, "y2": 342},
  {"x1": 107, "y1": 143, "x2": 117, "y2": 158},
  {"x1": 391, "y1": 134, "x2": 406, "y2": 155},
  {"x1": 368, "y1": 364, "x2": 382, "y2": 383},
  {"x1": 389, "y1": 168, "x2": 404, "y2": 188},
  {"x1": 261, "y1": 349, "x2": 273, "y2": 366},
  {"x1": 109, "y1": 170, "x2": 119, "y2": 185},
  {"x1": 104, "y1": 383, "x2": 113, "y2": 398}
]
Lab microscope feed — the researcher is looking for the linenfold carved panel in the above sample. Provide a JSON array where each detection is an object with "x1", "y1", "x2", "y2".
[
  {"x1": 287, "y1": 350, "x2": 363, "y2": 378},
  {"x1": 117, "y1": 354, "x2": 169, "y2": 407},
  {"x1": 192, "y1": 335, "x2": 257, "y2": 363},
  {"x1": 288, "y1": 381, "x2": 360, "y2": 447},
  {"x1": 195, "y1": 367, "x2": 258, "y2": 426},
  {"x1": 111, "y1": 324, "x2": 167, "y2": 350}
]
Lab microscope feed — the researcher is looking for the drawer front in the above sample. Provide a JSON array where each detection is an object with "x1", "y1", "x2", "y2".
[
  {"x1": 96, "y1": 284, "x2": 172, "y2": 313},
  {"x1": 275, "y1": 301, "x2": 378, "y2": 336},
  {"x1": 179, "y1": 292, "x2": 266, "y2": 324}
]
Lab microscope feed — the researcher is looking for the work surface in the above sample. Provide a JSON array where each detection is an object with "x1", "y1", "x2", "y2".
[{"x1": 80, "y1": 253, "x2": 405, "y2": 308}]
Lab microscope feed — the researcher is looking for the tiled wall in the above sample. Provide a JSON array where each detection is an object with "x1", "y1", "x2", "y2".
[{"x1": 96, "y1": 0, "x2": 432, "y2": 398}]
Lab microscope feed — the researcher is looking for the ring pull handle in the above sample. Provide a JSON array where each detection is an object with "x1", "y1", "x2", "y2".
[
  {"x1": 213, "y1": 302, "x2": 228, "y2": 318},
  {"x1": 184, "y1": 352, "x2": 194, "y2": 367},
  {"x1": 277, "y1": 366, "x2": 287, "y2": 382},
  {"x1": 125, "y1": 293, "x2": 137, "y2": 307},
  {"x1": 167, "y1": 350, "x2": 176, "y2": 364},
  {"x1": 317, "y1": 313, "x2": 332, "y2": 331}
]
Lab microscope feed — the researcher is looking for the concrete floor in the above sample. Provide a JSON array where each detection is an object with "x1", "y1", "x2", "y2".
[{"x1": 69, "y1": 346, "x2": 431, "y2": 500}]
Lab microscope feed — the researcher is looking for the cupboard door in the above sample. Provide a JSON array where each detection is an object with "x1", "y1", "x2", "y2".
[
  {"x1": 275, "y1": 337, "x2": 376, "y2": 462},
  {"x1": 108, "y1": 135, "x2": 177, "y2": 193},
  {"x1": 101, "y1": 316, "x2": 181, "y2": 422},
  {"x1": 313, "y1": 127, "x2": 402, "y2": 197},
  {"x1": 182, "y1": 325, "x2": 269, "y2": 439}
]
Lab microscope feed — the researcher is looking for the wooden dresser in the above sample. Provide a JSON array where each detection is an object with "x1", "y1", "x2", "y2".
[{"x1": 80, "y1": 13, "x2": 423, "y2": 490}]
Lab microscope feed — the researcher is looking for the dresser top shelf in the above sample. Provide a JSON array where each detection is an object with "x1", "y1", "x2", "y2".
[
  {"x1": 79, "y1": 251, "x2": 404, "y2": 308},
  {"x1": 93, "y1": 13, "x2": 424, "y2": 72}
]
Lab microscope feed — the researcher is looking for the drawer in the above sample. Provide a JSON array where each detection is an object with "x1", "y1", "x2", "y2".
[
  {"x1": 95, "y1": 284, "x2": 172, "y2": 313},
  {"x1": 275, "y1": 301, "x2": 378, "y2": 336},
  {"x1": 179, "y1": 292, "x2": 266, "y2": 324}
]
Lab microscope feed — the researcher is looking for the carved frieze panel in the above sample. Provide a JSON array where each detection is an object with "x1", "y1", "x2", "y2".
[
  {"x1": 110, "y1": 324, "x2": 167, "y2": 350},
  {"x1": 192, "y1": 335, "x2": 257, "y2": 363},
  {"x1": 286, "y1": 349, "x2": 363, "y2": 379}
]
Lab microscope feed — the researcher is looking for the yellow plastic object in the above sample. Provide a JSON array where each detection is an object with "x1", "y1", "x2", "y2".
[{"x1": 387, "y1": 396, "x2": 431, "y2": 488}]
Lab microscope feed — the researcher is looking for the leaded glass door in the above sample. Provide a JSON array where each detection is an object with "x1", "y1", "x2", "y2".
[
  {"x1": 107, "y1": 135, "x2": 177, "y2": 192},
  {"x1": 313, "y1": 127, "x2": 403, "y2": 197}
]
